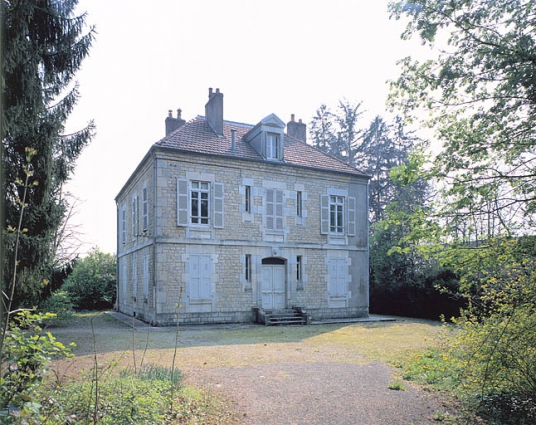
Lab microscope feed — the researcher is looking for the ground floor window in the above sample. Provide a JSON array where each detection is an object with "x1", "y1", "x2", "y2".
[
  {"x1": 189, "y1": 255, "x2": 211, "y2": 299},
  {"x1": 328, "y1": 258, "x2": 347, "y2": 297}
]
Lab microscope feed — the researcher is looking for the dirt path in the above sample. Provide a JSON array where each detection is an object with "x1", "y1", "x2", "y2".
[{"x1": 186, "y1": 361, "x2": 447, "y2": 424}]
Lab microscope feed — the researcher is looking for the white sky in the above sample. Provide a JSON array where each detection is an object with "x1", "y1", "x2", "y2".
[{"x1": 65, "y1": 0, "x2": 430, "y2": 255}]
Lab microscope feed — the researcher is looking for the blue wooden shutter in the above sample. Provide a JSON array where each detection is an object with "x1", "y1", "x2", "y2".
[
  {"x1": 347, "y1": 196, "x2": 356, "y2": 236},
  {"x1": 177, "y1": 179, "x2": 188, "y2": 226},
  {"x1": 275, "y1": 190, "x2": 284, "y2": 231},
  {"x1": 213, "y1": 182, "x2": 224, "y2": 228},
  {"x1": 320, "y1": 194, "x2": 329, "y2": 234},
  {"x1": 266, "y1": 189, "x2": 274, "y2": 230}
]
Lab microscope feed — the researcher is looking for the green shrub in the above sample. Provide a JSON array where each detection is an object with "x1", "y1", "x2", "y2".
[
  {"x1": 0, "y1": 311, "x2": 73, "y2": 422},
  {"x1": 39, "y1": 290, "x2": 75, "y2": 321},
  {"x1": 62, "y1": 247, "x2": 116, "y2": 310},
  {"x1": 38, "y1": 364, "x2": 188, "y2": 424}
]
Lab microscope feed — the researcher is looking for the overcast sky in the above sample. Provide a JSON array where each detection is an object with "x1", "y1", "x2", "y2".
[{"x1": 65, "y1": 0, "x2": 430, "y2": 255}]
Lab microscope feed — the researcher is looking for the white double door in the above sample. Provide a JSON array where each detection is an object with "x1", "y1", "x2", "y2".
[{"x1": 261, "y1": 265, "x2": 286, "y2": 310}]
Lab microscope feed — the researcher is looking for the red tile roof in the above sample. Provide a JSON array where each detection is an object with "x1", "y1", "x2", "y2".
[{"x1": 155, "y1": 116, "x2": 368, "y2": 178}]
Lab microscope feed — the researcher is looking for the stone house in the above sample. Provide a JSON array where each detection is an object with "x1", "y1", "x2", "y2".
[{"x1": 115, "y1": 88, "x2": 369, "y2": 325}]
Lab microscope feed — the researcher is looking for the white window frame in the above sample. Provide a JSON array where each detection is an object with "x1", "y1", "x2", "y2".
[
  {"x1": 329, "y1": 196, "x2": 345, "y2": 234},
  {"x1": 190, "y1": 181, "x2": 210, "y2": 225},
  {"x1": 266, "y1": 133, "x2": 280, "y2": 160}
]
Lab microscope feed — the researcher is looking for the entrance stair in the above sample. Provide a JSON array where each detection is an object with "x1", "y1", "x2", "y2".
[{"x1": 254, "y1": 308, "x2": 310, "y2": 326}]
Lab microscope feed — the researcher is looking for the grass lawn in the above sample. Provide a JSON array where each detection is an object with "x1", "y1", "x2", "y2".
[
  {"x1": 50, "y1": 313, "x2": 445, "y2": 375},
  {"x1": 46, "y1": 313, "x2": 449, "y2": 423}
]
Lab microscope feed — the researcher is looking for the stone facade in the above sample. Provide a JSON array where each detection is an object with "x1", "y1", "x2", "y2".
[{"x1": 116, "y1": 90, "x2": 369, "y2": 325}]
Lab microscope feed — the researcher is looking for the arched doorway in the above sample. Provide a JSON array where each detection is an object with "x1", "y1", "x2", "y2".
[{"x1": 261, "y1": 257, "x2": 286, "y2": 310}]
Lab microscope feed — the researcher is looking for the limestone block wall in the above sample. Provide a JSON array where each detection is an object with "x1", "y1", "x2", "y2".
[{"x1": 116, "y1": 148, "x2": 369, "y2": 325}]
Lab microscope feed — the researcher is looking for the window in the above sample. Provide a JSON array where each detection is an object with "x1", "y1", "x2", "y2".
[
  {"x1": 132, "y1": 253, "x2": 138, "y2": 300},
  {"x1": 121, "y1": 207, "x2": 127, "y2": 244},
  {"x1": 266, "y1": 133, "x2": 280, "y2": 159},
  {"x1": 330, "y1": 196, "x2": 344, "y2": 233},
  {"x1": 296, "y1": 255, "x2": 303, "y2": 290},
  {"x1": 121, "y1": 259, "x2": 127, "y2": 300},
  {"x1": 191, "y1": 181, "x2": 210, "y2": 225},
  {"x1": 132, "y1": 196, "x2": 139, "y2": 239},
  {"x1": 177, "y1": 179, "x2": 224, "y2": 228},
  {"x1": 245, "y1": 185, "x2": 251, "y2": 213},
  {"x1": 143, "y1": 255, "x2": 149, "y2": 298},
  {"x1": 245, "y1": 254, "x2": 252, "y2": 282},
  {"x1": 190, "y1": 255, "x2": 211, "y2": 299},
  {"x1": 266, "y1": 189, "x2": 283, "y2": 232},
  {"x1": 296, "y1": 191, "x2": 303, "y2": 217},
  {"x1": 142, "y1": 186, "x2": 148, "y2": 232},
  {"x1": 328, "y1": 259, "x2": 347, "y2": 297}
]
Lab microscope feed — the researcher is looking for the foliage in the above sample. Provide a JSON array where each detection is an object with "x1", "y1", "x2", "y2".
[
  {"x1": 62, "y1": 248, "x2": 117, "y2": 310},
  {"x1": 401, "y1": 239, "x2": 536, "y2": 422},
  {"x1": 37, "y1": 365, "x2": 183, "y2": 424},
  {"x1": 309, "y1": 100, "x2": 364, "y2": 167},
  {"x1": 387, "y1": 380, "x2": 406, "y2": 391},
  {"x1": 388, "y1": 0, "x2": 536, "y2": 236},
  {"x1": 2, "y1": 0, "x2": 95, "y2": 308},
  {"x1": 0, "y1": 311, "x2": 73, "y2": 422},
  {"x1": 39, "y1": 290, "x2": 74, "y2": 322},
  {"x1": 389, "y1": 1, "x2": 536, "y2": 419}
]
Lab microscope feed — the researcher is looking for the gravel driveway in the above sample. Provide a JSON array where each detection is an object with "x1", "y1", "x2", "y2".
[{"x1": 186, "y1": 361, "x2": 447, "y2": 424}]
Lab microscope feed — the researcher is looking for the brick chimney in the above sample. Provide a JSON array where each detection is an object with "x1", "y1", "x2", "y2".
[
  {"x1": 165, "y1": 108, "x2": 186, "y2": 136},
  {"x1": 287, "y1": 114, "x2": 306, "y2": 142},
  {"x1": 205, "y1": 88, "x2": 224, "y2": 136}
]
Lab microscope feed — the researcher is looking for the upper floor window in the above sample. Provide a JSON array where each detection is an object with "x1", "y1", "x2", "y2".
[
  {"x1": 266, "y1": 189, "x2": 284, "y2": 232},
  {"x1": 142, "y1": 186, "x2": 149, "y2": 232},
  {"x1": 297, "y1": 191, "x2": 303, "y2": 217},
  {"x1": 177, "y1": 179, "x2": 224, "y2": 229},
  {"x1": 191, "y1": 181, "x2": 210, "y2": 225},
  {"x1": 330, "y1": 196, "x2": 344, "y2": 233},
  {"x1": 320, "y1": 193, "x2": 356, "y2": 236},
  {"x1": 245, "y1": 185, "x2": 251, "y2": 213},
  {"x1": 131, "y1": 195, "x2": 139, "y2": 240},
  {"x1": 266, "y1": 133, "x2": 280, "y2": 160},
  {"x1": 121, "y1": 207, "x2": 127, "y2": 244}
]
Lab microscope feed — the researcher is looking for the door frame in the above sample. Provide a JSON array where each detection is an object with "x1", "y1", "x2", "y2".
[{"x1": 260, "y1": 257, "x2": 287, "y2": 310}]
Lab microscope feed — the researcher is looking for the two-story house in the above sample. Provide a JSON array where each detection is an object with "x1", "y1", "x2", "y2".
[{"x1": 115, "y1": 88, "x2": 369, "y2": 325}]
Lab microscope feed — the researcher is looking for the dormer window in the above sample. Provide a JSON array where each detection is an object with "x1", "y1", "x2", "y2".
[
  {"x1": 266, "y1": 133, "x2": 280, "y2": 159},
  {"x1": 242, "y1": 113, "x2": 285, "y2": 162}
]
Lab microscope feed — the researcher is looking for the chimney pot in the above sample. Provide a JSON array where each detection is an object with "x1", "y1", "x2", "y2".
[
  {"x1": 205, "y1": 87, "x2": 224, "y2": 136},
  {"x1": 165, "y1": 107, "x2": 186, "y2": 136},
  {"x1": 287, "y1": 115, "x2": 307, "y2": 142}
]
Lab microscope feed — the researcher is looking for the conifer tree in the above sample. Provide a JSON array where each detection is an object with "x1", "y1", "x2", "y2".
[{"x1": 2, "y1": 0, "x2": 95, "y2": 308}]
